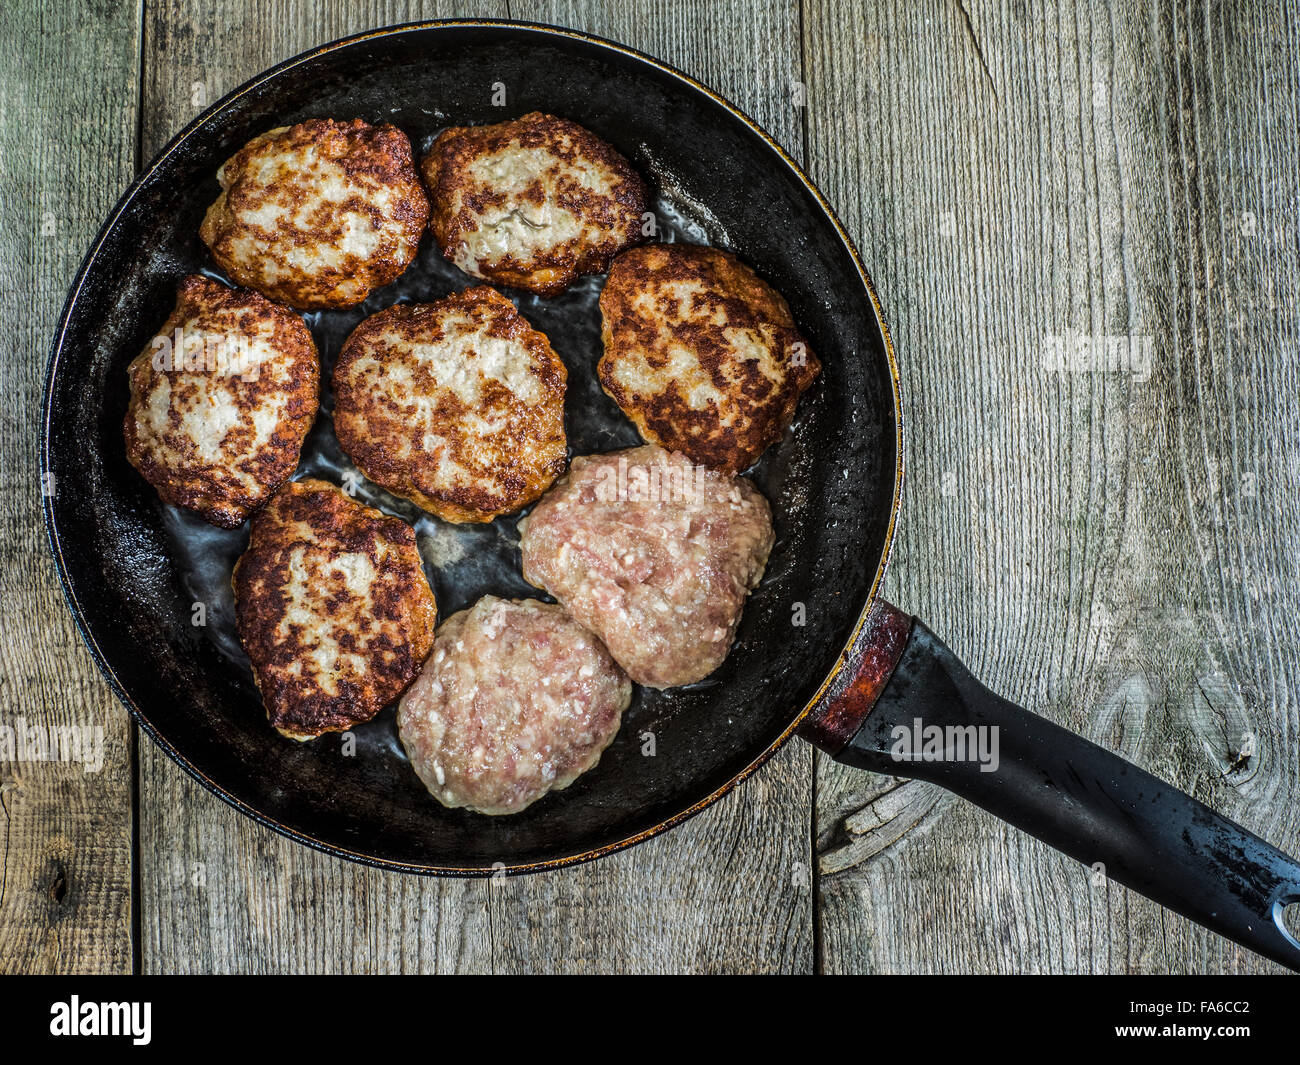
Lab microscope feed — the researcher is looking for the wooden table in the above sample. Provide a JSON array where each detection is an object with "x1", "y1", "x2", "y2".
[{"x1": 3, "y1": 0, "x2": 1297, "y2": 975}]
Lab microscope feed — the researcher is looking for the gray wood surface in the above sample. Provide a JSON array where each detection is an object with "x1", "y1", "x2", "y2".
[
  {"x1": 808, "y1": 0, "x2": 1300, "y2": 974},
  {"x1": 2, "y1": 0, "x2": 1297, "y2": 973},
  {"x1": 0, "y1": 0, "x2": 140, "y2": 974}
]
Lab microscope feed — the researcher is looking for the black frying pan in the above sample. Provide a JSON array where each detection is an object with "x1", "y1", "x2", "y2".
[{"x1": 42, "y1": 20, "x2": 1300, "y2": 971}]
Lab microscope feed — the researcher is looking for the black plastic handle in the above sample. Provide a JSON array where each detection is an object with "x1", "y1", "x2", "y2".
[{"x1": 833, "y1": 618, "x2": 1300, "y2": 971}]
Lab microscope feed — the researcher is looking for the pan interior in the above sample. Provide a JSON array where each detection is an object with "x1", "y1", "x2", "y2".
[{"x1": 44, "y1": 24, "x2": 898, "y2": 871}]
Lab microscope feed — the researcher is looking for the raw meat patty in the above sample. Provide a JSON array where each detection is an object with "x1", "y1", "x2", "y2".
[
  {"x1": 124, "y1": 274, "x2": 319, "y2": 528},
  {"x1": 421, "y1": 111, "x2": 648, "y2": 297},
  {"x1": 200, "y1": 119, "x2": 428, "y2": 309},
  {"x1": 233, "y1": 478, "x2": 437, "y2": 740},
  {"x1": 398, "y1": 596, "x2": 631, "y2": 815},
  {"x1": 518, "y1": 445, "x2": 774, "y2": 689}
]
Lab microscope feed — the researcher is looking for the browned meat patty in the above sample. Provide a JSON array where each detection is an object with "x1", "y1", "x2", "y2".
[
  {"x1": 518, "y1": 445, "x2": 774, "y2": 689},
  {"x1": 331, "y1": 286, "x2": 567, "y2": 523},
  {"x1": 598, "y1": 242, "x2": 821, "y2": 474},
  {"x1": 398, "y1": 596, "x2": 631, "y2": 815},
  {"x1": 421, "y1": 111, "x2": 648, "y2": 297},
  {"x1": 124, "y1": 274, "x2": 319, "y2": 528},
  {"x1": 232, "y1": 478, "x2": 437, "y2": 740},
  {"x1": 200, "y1": 119, "x2": 428, "y2": 309}
]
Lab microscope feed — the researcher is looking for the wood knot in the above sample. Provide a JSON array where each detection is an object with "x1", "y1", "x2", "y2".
[
  {"x1": 818, "y1": 778, "x2": 945, "y2": 874},
  {"x1": 1185, "y1": 671, "x2": 1261, "y2": 787},
  {"x1": 48, "y1": 863, "x2": 68, "y2": 905}
]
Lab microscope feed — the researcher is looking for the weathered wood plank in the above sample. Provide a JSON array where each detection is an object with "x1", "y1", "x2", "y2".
[
  {"x1": 138, "y1": 0, "x2": 814, "y2": 974},
  {"x1": 487, "y1": 0, "x2": 813, "y2": 978},
  {"x1": 0, "y1": 0, "x2": 141, "y2": 973},
  {"x1": 806, "y1": 0, "x2": 1300, "y2": 973}
]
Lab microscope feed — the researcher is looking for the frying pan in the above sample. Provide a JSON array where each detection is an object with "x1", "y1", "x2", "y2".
[{"x1": 42, "y1": 20, "x2": 1300, "y2": 971}]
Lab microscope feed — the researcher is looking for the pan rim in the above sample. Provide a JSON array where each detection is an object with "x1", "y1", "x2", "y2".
[{"x1": 40, "y1": 17, "x2": 904, "y2": 877}]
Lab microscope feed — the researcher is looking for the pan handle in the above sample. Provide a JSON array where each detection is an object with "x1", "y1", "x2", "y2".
[{"x1": 801, "y1": 599, "x2": 1300, "y2": 972}]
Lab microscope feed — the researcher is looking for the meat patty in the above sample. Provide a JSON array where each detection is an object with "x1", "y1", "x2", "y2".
[
  {"x1": 200, "y1": 119, "x2": 428, "y2": 309},
  {"x1": 232, "y1": 478, "x2": 437, "y2": 740},
  {"x1": 398, "y1": 596, "x2": 631, "y2": 815},
  {"x1": 421, "y1": 111, "x2": 648, "y2": 297},
  {"x1": 598, "y1": 242, "x2": 821, "y2": 474},
  {"x1": 124, "y1": 274, "x2": 319, "y2": 528},
  {"x1": 332, "y1": 286, "x2": 567, "y2": 523},
  {"x1": 518, "y1": 445, "x2": 774, "y2": 689}
]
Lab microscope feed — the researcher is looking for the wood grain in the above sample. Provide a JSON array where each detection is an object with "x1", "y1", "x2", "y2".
[
  {"x1": 805, "y1": 0, "x2": 1300, "y2": 973},
  {"x1": 0, "y1": 0, "x2": 140, "y2": 973},
  {"x1": 11, "y1": 0, "x2": 1299, "y2": 975},
  {"x1": 136, "y1": 0, "x2": 814, "y2": 974}
]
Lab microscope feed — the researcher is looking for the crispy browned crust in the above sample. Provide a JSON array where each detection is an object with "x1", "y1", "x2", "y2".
[
  {"x1": 123, "y1": 274, "x2": 320, "y2": 528},
  {"x1": 421, "y1": 111, "x2": 648, "y2": 297},
  {"x1": 200, "y1": 119, "x2": 429, "y2": 309},
  {"x1": 232, "y1": 478, "x2": 437, "y2": 739},
  {"x1": 597, "y1": 243, "x2": 821, "y2": 475},
  {"x1": 332, "y1": 286, "x2": 568, "y2": 523}
]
